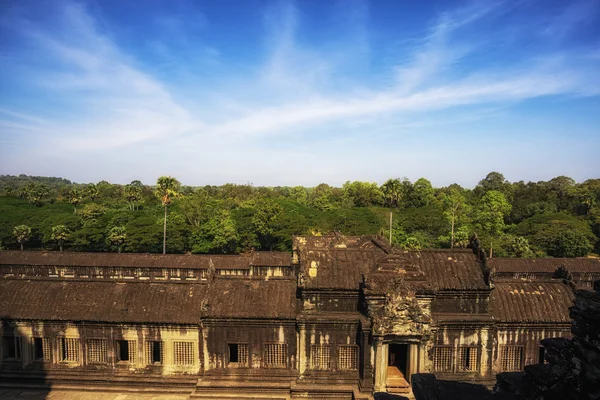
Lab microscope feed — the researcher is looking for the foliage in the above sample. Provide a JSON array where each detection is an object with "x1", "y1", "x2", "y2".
[
  {"x1": 407, "y1": 178, "x2": 436, "y2": 208},
  {"x1": 68, "y1": 188, "x2": 83, "y2": 212},
  {"x1": 85, "y1": 183, "x2": 99, "y2": 202},
  {"x1": 77, "y1": 203, "x2": 108, "y2": 223},
  {"x1": 381, "y1": 178, "x2": 403, "y2": 208},
  {"x1": 473, "y1": 190, "x2": 512, "y2": 238},
  {"x1": 532, "y1": 222, "x2": 593, "y2": 257},
  {"x1": 50, "y1": 225, "x2": 70, "y2": 251},
  {"x1": 503, "y1": 235, "x2": 535, "y2": 258},
  {"x1": 24, "y1": 183, "x2": 51, "y2": 206},
  {"x1": 441, "y1": 187, "x2": 470, "y2": 248},
  {"x1": 124, "y1": 182, "x2": 143, "y2": 211},
  {"x1": 248, "y1": 198, "x2": 284, "y2": 251},
  {"x1": 0, "y1": 173, "x2": 598, "y2": 257},
  {"x1": 190, "y1": 208, "x2": 238, "y2": 253},
  {"x1": 107, "y1": 226, "x2": 127, "y2": 253},
  {"x1": 156, "y1": 176, "x2": 181, "y2": 207},
  {"x1": 156, "y1": 176, "x2": 181, "y2": 254},
  {"x1": 13, "y1": 224, "x2": 31, "y2": 250},
  {"x1": 343, "y1": 181, "x2": 384, "y2": 207}
]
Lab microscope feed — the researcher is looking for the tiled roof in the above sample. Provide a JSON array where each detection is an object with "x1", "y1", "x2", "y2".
[
  {"x1": 300, "y1": 249, "x2": 378, "y2": 290},
  {"x1": 0, "y1": 280, "x2": 208, "y2": 324},
  {"x1": 251, "y1": 251, "x2": 292, "y2": 267},
  {"x1": 0, "y1": 276, "x2": 297, "y2": 323},
  {"x1": 489, "y1": 258, "x2": 600, "y2": 274},
  {"x1": 402, "y1": 250, "x2": 488, "y2": 290},
  {"x1": 0, "y1": 251, "x2": 291, "y2": 270},
  {"x1": 296, "y1": 239, "x2": 488, "y2": 291},
  {"x1": 489, "y1": 282, "x2": 575, "y2": 323},
  {"x1": 205, "y1": 278, "x2": 296, "y2": 319}
]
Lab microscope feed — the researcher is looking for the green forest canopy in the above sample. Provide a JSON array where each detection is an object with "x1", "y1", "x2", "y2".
[{"x1": 0, "y1": 173, "x2": 599, "y2": 258}]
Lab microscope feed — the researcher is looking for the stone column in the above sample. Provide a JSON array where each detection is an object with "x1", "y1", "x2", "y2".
[
  {"x1": 374, "y1": 339, "x2": 388, "y2": 392},
  {"x1": 298, "y1": 323, "x2": 307, "y2": 375},
  {"x1": 360, "y1": 329, "x2": 374, "y2": 391},
  {"x1": 409, "y1": 343, "x2": 419, "y2": 383},
  {"x1": 480, "y1": 327, "x2": 490, "y2": 377}
]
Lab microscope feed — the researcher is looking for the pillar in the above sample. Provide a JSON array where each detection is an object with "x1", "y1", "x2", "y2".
[
  {"x1": 408, "y1": 343, "x2": 418, "y2": 383},
  {"x1": 374, "y1": 339, "x2": 388, "y2": 392},
  {"x1": 298, "y1": 323, "x2": 307, "y2": 375}
]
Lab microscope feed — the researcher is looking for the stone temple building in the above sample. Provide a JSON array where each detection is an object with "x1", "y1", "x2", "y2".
[{"x1": 1, "y1": 232, "x2": 599, "y2": 399}]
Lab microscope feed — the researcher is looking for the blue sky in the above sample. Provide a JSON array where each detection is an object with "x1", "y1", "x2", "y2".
[{"x1": 0, "y1": 0, "x2": 599, "y2": 187}]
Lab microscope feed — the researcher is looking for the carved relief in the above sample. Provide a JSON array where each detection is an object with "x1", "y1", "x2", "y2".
[{"x1": 370, "y1": 277, "x2": 431, "y2": 336}]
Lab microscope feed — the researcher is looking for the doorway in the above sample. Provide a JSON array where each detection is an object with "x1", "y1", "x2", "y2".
[
  {"x1": 386, "y1": 343, "x2": 410, "y2": 394},
  {"x1": 388, "y1": 343, "x2": 408, "y2": 376}
]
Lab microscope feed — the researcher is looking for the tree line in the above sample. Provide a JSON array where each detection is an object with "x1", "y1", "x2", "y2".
[{"x1": 0, "y1": 172, "x2": 598, "y2": 258}]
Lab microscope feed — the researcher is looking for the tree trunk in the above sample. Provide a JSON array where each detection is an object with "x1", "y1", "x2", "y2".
[
  {"x1": 450, "y1": 215, "x2": 455, "y2": 249},
  {"x1": 60, "y1": 243, "x2": 63, "y2": 252},
  {"x1": 163, "y1": 206, "x2": 167, "y2": 255},
  {"x1": 20, "y1": 243, "x2": 23, "y2": 251}
]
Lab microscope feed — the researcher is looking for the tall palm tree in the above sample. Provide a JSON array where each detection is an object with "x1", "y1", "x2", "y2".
[
  {"x1": 68, "y1": 188, "x2": 82, "y2": 213},
  {"x1": 85, "y1": 183, "x2": 99, "y2": 202},
  {"x1": 50, "y1": 225, "x2": 70, "y2": 251},
  {"x1": 107, "y1": 226, "x2": 127, "y2": 253},
  {"x1": 124, "y1": 183, "x2": 142, "y2": 211},
  {"x1": 381, "y1": 178, "x2": 402, "y2": 208},
  {"x1": 13, "y1": 225, "x2": 31, "y2": 251},
  {"x1": 155, "y1": 176, "x2": 181, "y2": 254}
]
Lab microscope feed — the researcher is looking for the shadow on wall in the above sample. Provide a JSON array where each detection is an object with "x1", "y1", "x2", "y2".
[
  {"x1": 0, "y1": 319, "x2": 50, "y2": 400},
  {"x1": 411, "y1": 280, "x2": 600, "y2": 400},
  {"x1": 374, "y1": 393, "x2": 412, "y2": 400},
  {"x1": 411, "y1": 374, "x2": 496, "y2": 400}
]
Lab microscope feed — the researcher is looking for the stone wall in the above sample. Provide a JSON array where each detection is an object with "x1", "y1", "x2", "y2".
[{"x1": 412, "y1": 280, "x2": 600, "y2": 400}]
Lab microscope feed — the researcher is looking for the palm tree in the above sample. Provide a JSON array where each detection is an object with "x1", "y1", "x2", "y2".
[
  {"x1": 51, "y1": 225, "x2": 70, "y2": 251},
  {"x1": 13, "y1": 225, "x2": 31, "y2": 251},
  {"x1": 68, "y1": 188, "x2": 82, "y2": 213},
  {"x1": 381, "y1": 178, "x2": 402, "y2": 208},
  {"x1": 107, "y1": 226, "x2": 127, "y2": 253},
  {"x1": 85, "y1": 183, "x2": 99, "y2": 202},
  {"x1": 155, "y1": 176, "x2": 181, "y2": 254},
  {"x1": 124, "y1": 183, "x2": 142, "y2": 211}
]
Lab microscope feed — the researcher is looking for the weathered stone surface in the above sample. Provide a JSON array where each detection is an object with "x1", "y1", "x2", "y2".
[{"x1": 412, "y1": 280, "x2": 600, "y2": 400}]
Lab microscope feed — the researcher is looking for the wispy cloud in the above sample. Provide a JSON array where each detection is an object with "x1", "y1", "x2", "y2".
[
  {"x1": 204, "y1": 0, "x2": 598, "y2": 139},
  {"x1": 0, "y1": 0, "x2": 598, "y2": 185},
  {"x1": 1, "y1": 2, "x2": 197, "y2": 150}
]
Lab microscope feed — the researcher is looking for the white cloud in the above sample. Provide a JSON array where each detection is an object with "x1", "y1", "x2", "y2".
[
  {"x1": 0, "y1": 0, "x2": 598, "y2": 185},
  {"x1": 4, "y1": 2, "x2": 198, "y2": 150}
]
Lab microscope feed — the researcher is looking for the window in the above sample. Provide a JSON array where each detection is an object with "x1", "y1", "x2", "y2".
[
  {"x1": 338, "y1": 345, "x2": 358, "y2": 371},
  {"x1": 457, "y1": 347, "x2": 479, "y2": 372},
  {"x1": 59, "y1": 338, "x2": 79, "y2": 363},
  {"x1": 174, "y1": 342, "x2": 194, "y2": 366},
  {"x1": 264, "y1": 344, "x2": 287, "y2": 368},
  {"x1": 310, "y1": 345, "x2": 331, "y2": 370},
  {"x1": 87, "y1": 339, "x2": 107, "y2": 364},
  {"x1": 432, "y1": 347, "x2": 453, "y2": 372},
  {"x1": 145, "y1": 341, "x2": 163, "y2": 365},
  {"x1": 501, "y1": 346, "x2": 524, "y2": 371},
  {"x1": 116, "y1": 340, "x2": 136, "y2": 364},
  {"x1": 228, "y1": 343, "x2": 248, "y2": 367},
  {"x1": 538, "y1": 347, "x2": 546, "y2": 364},
  {"x1": 32, "y1": 338, "x2": 51, "y2": 362},
  {"x1": 2, "y1": 337, "x2": 22, "y2": 360}
]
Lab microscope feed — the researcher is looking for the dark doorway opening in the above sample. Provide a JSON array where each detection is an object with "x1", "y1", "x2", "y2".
[
  {"x1": 388, "y1": 343, "x2": 408, "y2": 377},
  {"x1": 117, "y1": 340, "x2": 129, "y2": 362},
  {"x1": 228, "y1": 343, "x2": 239, "y2": 363}
]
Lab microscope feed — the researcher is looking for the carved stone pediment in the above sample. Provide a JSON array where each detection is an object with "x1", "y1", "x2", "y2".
[{"x1": 368, "y1": 276, "x2": 431, "y2": 337}]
